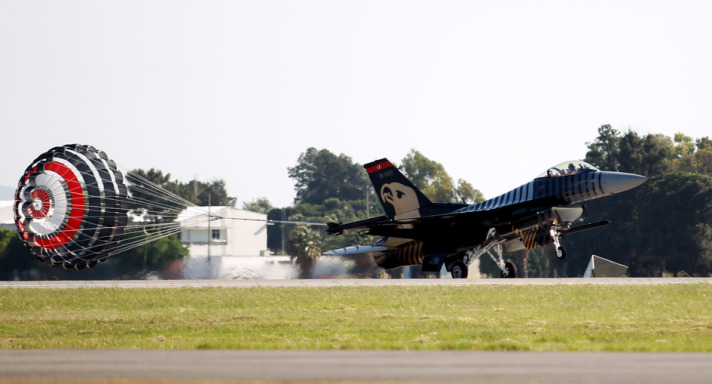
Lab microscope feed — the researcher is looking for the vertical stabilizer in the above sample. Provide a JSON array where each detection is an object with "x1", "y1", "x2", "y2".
[{"x1": 364, "y1": 159, "x2": 432, "y2": 220}]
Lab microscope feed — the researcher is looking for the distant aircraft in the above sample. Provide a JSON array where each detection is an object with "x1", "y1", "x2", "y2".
[{"x1": 324, "y1": 159, "x2": 647, "y2": 278}]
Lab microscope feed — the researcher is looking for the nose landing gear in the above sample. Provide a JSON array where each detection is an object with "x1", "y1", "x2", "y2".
[{"x1": 550, "y1": 227, "x2": 567, "y2": 260}]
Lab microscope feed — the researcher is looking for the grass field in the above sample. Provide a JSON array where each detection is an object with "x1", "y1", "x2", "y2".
[{"x1": 1, "y1": 284, "x2": 711, "y2": 351}]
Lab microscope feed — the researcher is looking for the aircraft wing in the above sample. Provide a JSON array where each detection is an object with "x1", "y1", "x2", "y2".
[
  {"x1": 326, "y1": 216, "x2": 389, "y2": 235},
  {"x1": 326, "y1": 209, "x2": 493, "y2": 245},
  {"x1": 326, "y1": 205, "x2": 590, "y2": 250}
]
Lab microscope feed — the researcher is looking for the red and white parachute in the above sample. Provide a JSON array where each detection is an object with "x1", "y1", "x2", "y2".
[
  {"x1": 14, "y1": 144, "x2": 203, "y2": 270},
  {"x1": 15, "y1": 145, "x2": 131, "y2": 269}
]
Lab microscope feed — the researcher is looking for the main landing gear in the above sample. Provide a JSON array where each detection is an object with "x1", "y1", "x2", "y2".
[
  {"x1": 451, "y1": 261, "x2": 468, "y2": 279},
  {"x1": 501, "y1": 261, "x2": 517, "y2": 278},
  {"x1": 448, "y1": 226, "x2": 568, "y2": 279},
  {"x1": 450, "y1": 229, "x2": 517, "y2": 279}
]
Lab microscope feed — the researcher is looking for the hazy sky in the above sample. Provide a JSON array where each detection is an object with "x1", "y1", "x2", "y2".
[{"x1": 2, "y1": 0, "x2": 710, "y2": 207}]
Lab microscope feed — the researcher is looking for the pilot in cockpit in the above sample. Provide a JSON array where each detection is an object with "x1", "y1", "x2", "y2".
[{"x1": 567, "y1": 163, "x2": 577, "y2": 175}]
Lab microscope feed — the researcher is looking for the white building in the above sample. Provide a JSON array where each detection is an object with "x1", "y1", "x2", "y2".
[
  {"x1": 0, "y1": 201, "x2": 15, "y2": 230},
  {"x1": 177, "y1": 206, "x2": 287, "y2": 279},
  {"x1": 177, "y1": 206, "x2": 268, "y2": 257}
]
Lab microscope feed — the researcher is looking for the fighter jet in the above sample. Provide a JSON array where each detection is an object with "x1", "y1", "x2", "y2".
[{"x1": 324, "y1": 159, "x2": 647, "y2": 278}]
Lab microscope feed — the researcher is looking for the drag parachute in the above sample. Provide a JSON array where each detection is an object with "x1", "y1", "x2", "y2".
[
  {"x1": 14, "y1": 144, "x2": 215, "y2": 270},
  {"x1": 15, "y1": 144, "x2": 130, "y2": 269}
]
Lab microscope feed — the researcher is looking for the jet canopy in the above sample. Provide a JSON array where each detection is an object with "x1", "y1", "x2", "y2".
[{"x1": 538, "y1": 160, "x2": 599, "y2": 178}]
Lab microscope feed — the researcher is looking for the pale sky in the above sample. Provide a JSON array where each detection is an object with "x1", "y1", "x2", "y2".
[{"x1": 1, "y1": 0, "x2": 710, "y2": 207}]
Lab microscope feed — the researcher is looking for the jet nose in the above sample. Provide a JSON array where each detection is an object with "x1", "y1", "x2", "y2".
[{"x1": 600, "y1": 172, "x2": 648, "y2": 195}]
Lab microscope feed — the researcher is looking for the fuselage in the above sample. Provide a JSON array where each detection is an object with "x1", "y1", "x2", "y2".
[{"x1": 375, "y1": 162, "x2": 647, "y2": 260}]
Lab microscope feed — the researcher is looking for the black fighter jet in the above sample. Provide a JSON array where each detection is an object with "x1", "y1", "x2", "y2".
[{"x1": 324, "y1": 158, "x2": 647, "y2": 278}]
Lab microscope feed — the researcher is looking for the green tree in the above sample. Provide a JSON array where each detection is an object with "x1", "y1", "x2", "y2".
[
  {"x1": 130, "y1": 169, "x2": 236, "y2": 211},
  {"x1": 279, "y1": 148, "x2": 382, "y2": 256},
  {"x1": 400, "y1": 150, "x2": 456, "y2": 202},
  {"x1": 567, "y1": 127, "x2": 712, "y2": 277},
  {"x1": 682, "y1": 136, "x2": 712, "y2": 175},
  {"x1": 286, "y1": 225, "x2": 323, "y2": 278},
  {"x1": 114, "y1": 234, "x2": 189, "y2": 278},
  {"x1": 243, "y1": 197, "x2": 273, "y2": 214},
  {"x1": 288, "y1": 148, "x2": 368, "y2": 205},
  {"x1": 399, "y1": 150, "x2": 484, "y2": 204},
  {"x1": 671, "y1": 133, "x2": 696, "y2": 173},
  {"x1": 188, "y1": 179, "x2": 236, "y2": 207},
  {"x1": 524, "y1": 248, "x2": 554, "y2": 278},
  {"x1": 455, "y1": 179, "x2": 485, "y2": 204},
  {"x1": 695, "y1": 144, "x2": 712, "y2": 175},
  {"x1": 616, "y1": 131, "x2": 672, "y2": 177},
  {"x1": 585, "y1": 124, "x2": 621, "y2": 171},
  {"x1": 128, "y1": 169, "x2": 183, "y2": 222},
  {"x1": 0, "y1": 228, "x2": 35, "y2": 279},
  {"x1": 638, "y1": 173, "x2": 712, "y2": 276}
]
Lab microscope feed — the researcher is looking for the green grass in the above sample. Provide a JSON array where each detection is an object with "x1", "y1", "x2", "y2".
[{"x1": 1, "y1": 285, "x2": 712, "y2": 351}]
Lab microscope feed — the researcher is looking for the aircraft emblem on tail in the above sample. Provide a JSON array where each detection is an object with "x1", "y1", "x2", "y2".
[{"x1": 364, "y1": 159, "x2": 433, "y2": 220}]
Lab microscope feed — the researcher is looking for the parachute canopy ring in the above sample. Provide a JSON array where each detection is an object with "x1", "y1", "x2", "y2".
[{"x1": 14, "y1": 144, "x2": 129, "y2": 270}]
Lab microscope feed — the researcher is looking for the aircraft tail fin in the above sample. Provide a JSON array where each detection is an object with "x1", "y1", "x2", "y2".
[{"x1": 364, "y1": 159, "x2": 432, "y2": 220}]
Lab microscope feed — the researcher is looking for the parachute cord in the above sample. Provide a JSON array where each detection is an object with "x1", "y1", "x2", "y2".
[
  {"x1": 17, "y1": 144, "x2": 303, "y2": 269},
  {"x1": 123, "y1": 169, "x2": 203, "y2": 209}
]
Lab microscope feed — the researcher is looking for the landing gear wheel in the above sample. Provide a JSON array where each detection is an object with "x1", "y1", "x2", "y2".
[
  {"x1": 451, "y1": 261, "x2": 468, "y2": 279},
  {"x1": 501, "y1": 262, "x2": 517, "y2": 278},
  {"x1": 556, "y1": 246, "x2": 567, "y2": 260}
]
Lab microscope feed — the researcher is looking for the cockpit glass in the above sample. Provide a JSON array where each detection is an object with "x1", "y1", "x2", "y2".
[{"x1": 537, "y1": 161, "x2": 599, "y2": 178}]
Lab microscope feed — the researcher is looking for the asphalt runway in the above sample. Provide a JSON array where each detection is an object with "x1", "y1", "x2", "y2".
[
  {"x1": 1, "y1": 349, "x2": 712, "y2": 384},
  {"x1": 2, "y1": 278, "x2": 711, "y2": 383}
]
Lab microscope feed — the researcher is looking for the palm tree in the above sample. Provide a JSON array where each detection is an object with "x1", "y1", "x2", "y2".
[{"x1": 286, "y1": 225, "x2": 323, "y2": 278}]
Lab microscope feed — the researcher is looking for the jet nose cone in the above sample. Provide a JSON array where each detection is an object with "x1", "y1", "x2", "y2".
[{"x1": 600, "y1": 172, "x2": 648, "y2": 195}]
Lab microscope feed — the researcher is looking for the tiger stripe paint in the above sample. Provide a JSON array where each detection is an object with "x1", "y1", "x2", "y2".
[
  {"x1": 396, "y1": 241, "x2": 424, "y2": 266},
  {"x1": 514, "y1": 226, "x2": 540, "y2": 250}
]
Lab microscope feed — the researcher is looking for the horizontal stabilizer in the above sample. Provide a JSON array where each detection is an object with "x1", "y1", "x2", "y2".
[{"x1": 323, "y1": 245, "x2": 389, "y2": 257}]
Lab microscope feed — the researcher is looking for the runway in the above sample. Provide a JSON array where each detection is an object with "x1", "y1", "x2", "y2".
[
  {"x1": 2, "y1": 278, "x2": 711, "y2": 383},
  {"x1": 2, "y1": 349, "x2": 712, "y2": 384},
  {"x1": 2, "y1": 277, "x2": 711, "y2": 289}
]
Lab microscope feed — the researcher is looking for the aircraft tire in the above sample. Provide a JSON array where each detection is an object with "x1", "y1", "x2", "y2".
[
  {"x1": 451, "y1": 261, "x2": 468, "y2": 279},
  {"x1": 502, "y1": 262, "x2": 517, "y2": 278},
  {"x1": 557, "y1": 246, "x2": 567, "y2": 260}
]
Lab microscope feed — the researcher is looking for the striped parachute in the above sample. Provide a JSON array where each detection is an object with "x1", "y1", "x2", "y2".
[
  {"x1": 14, "y1": 144, "x2": 220, "y2": 270},
  {"x1": 14, "y1": 144, "x2": 130, "y2": 269}
]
